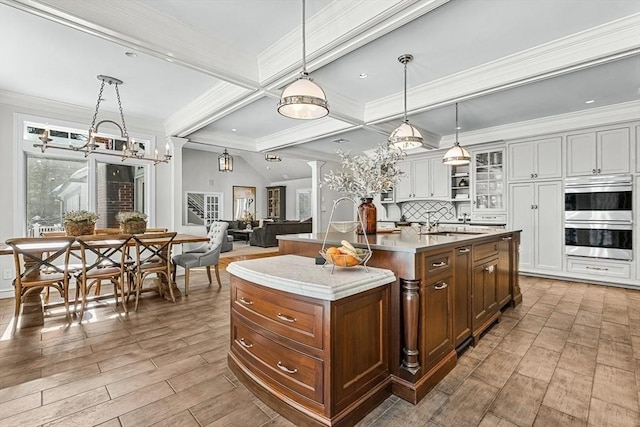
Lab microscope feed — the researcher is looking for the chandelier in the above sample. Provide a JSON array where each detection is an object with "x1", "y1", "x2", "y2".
[
  {"x1": 277, "y1": 0, "x2": 329, "y2": 119},
  {"x1": 388, "y1": 54, "x2": 424, "y2": 150},
  {"x1": 442, "y1": 103, "x2": 471, "y2": 165},
  {"x1": 34, "y1": 75, "x2": 171, "y2": 165},
  {"x1": 218, "y1": 149, "x2": 233, "y2": 172}
]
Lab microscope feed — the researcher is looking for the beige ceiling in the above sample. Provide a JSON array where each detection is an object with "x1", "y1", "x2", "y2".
[{"x1": 1, "y1": 0, "x2": 639, "y2": 181}]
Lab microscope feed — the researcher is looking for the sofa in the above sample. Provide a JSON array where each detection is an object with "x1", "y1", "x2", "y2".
[{"x1": 249, "y1": 220, "x2": 312, "y2": 247}]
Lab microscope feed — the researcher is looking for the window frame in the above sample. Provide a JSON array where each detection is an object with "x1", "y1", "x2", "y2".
[{"x1": 14, "y1": 113, "x2": 157, "y2": 236}]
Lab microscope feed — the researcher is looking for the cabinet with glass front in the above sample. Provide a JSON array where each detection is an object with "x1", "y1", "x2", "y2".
[
  {"x1": 450, "y1": 164, "x2": 470, "y2": 203},
  {"x1": 471, "y1": 148, "x2": 506, "y2": 221}
]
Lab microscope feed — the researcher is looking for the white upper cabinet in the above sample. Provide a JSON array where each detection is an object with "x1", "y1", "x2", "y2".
[
  {"x1": 635, "y1": 125, "x2": 640, "y2": 173},
  {"x1": 395, "y1": 157, "x2": 429, "y2": 201},
  {"x1": 508, "y1": 137, "x2": 562, "y2": 181},
  {"x1": 566, "y1": 127, "x2": 630, "y2": 176},
  {"x1": 395, "y1": 155, "x2": 449, "y2": 201},
  {"x1": 471, "y1": 147, "x2": 506, "y2": 214},
  {"x1": 427, "y1": 155, "x2": 450, "y2": 199}
]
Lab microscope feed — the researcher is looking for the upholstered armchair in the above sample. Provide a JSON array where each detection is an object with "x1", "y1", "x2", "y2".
[{"x1": 171, "y1": 221, "x2": 229, "y2": 295}]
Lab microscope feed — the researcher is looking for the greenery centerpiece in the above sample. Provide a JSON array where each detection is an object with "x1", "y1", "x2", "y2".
[
  {"x1": 63, "y1": 210, "x2": 99, "y2": 236},
  {"x1": 322, "y1": 144, "x2": 405, "y2": 234},
  {"x1": 116, "y1": 211, "x2": 148, "y2": 234}
]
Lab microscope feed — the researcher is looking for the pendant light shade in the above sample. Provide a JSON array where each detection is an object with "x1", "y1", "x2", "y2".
[
  {"x1": 277, "y1": 0, "x2": 329, "y2": 119},
  {"x1": 443, "y1": 103, "x2": 471, "y2": 165},
  {"x1": 389, "y1": 54, "x2": 424, "y2": 150},
  {"x1": 218, "y1": 148, "x2": 233, "y2": 172}
]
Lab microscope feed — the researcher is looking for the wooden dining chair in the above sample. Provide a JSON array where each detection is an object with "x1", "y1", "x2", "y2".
[
  {"x1": 129, "y1": 232, "x2": 177, "y2": 311},
  {"x1": 5, "y1": 236, "x2": 76, "y2": 326},
  {"x1": 74, "y1": 234, "x2": 132, "y2": 321}
]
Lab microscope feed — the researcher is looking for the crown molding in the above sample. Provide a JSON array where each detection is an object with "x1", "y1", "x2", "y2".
[
  {"x1": 0, "y1": 89, "x2": 162, "y2": 131},
  {"x1": 164, "y1": 83, "x2": 258, "y2": 137},
  {"x1": 259, "y1": 0, "x2": 447, "y2": 89},
  {"x1": 4, "y1": 0, "x2": 259, "y2": 88},
  {"x1": 255, "y1": 117, "x2": 357, "y2": 152},
  {"x1": 438, "y1": 101, "x2": 640, "y2": 148},
  {"x1": 366, "y1": 13, "x2": 640, "y2": 123}
]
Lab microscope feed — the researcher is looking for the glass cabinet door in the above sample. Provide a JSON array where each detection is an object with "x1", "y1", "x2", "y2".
[{"x1": 473, "y1": 149, "x2": 505, "y2": 211}]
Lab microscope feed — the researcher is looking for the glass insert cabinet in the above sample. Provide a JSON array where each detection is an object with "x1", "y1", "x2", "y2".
[
  {"x1": 266, "y1": 186, "x2": 286, "y2": 220},
  {"x1": 472, "y1": 148, "x2": 505, "y2": 212}
]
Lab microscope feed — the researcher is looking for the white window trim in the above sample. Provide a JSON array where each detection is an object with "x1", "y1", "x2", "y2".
[{"x1": 14, "y1": 113, "x2": 157, "y2": 236}]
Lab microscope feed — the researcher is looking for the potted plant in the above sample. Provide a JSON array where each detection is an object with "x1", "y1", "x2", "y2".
[
  {"x1": 63, "y1": 210, "x2": 99, "y2": 236},
  {"x1": 116, "y1": 211, "x2": 148, "y2": 234}
]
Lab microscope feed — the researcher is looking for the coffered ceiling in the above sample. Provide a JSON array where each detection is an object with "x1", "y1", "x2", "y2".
[{"x1": 1, "y1": 0, "x2": 639, "y2": 181}]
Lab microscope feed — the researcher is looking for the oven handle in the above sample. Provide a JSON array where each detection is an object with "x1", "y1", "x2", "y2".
[
  {"x1": 564, "y1": 221, "x2": 632, "y2": 230},
  {"x1": 564, "y1": 184, "x2": 632, "y2": 193}
]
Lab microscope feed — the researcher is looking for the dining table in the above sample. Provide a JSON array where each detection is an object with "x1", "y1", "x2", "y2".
[{"x1": 0, "y1": 233, "x2": 209, "y2": 328}]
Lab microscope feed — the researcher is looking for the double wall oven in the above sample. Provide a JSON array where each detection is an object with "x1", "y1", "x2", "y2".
[{"x1": 564, "y1": 175, "x2": 633, "y2": 261}]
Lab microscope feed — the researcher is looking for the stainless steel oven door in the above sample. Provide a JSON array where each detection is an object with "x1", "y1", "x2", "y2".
[
  {"x1": 565, "y1": 221, "x2": 633, "y2": 261},
  {"x1": 564, "y1": 175, "x2": 632, "y2": 222}
]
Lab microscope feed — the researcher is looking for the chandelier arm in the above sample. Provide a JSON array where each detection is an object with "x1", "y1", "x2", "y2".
[{"x1": 301, "y1": 0, "x2": 306, "y2": 74}]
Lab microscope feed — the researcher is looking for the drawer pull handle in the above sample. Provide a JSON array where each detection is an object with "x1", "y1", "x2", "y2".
[
  {"x1": 277, "y1": 313, "x2": 297, "y2": 323},
  {"x1": 434, "y1": 282, "x2": 448, "y2": 290},
  {"x1": 586, "y1": 266, "x2": 609, "y2": 271},
  {"x1": 458, "y1": 248, "x2": 470, "y2": 253},
  {"x1": 502, "y1": 236, "x2": 512, "y2": 241},
  {"x1": 432, "y1": 261, "x2": 447, "y2": 267},
  {"x1": 239, "y1": 338, "x2": 253, "y2": 348},
  {"x1": 239, "y1": 297, "x2": 253, "y2": 305},
  {"x1": 277, "y1": 361, "x2": 298, "y2": 374},
  {"x1": 485, "y1": 265, "x2": 495, "y2": 273}
]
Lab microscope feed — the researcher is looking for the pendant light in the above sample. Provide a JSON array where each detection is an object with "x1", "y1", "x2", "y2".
[
  {"x1": 388, "y1": 54, "x2": 424, "y2": 150},
  {"x1": 442, "y1": 103, "x2": 471, "y2": 165},
  {"x1": 277, "y1": 0, "x2": 329, "y2": 120},
  {"x1": 218, "y1": 149, "x2": 233, "y2": 172}
]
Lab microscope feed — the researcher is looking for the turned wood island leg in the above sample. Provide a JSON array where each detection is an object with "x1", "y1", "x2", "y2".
[{"x1": 401, "y1": 278, "x2": 420, "y2": 375}]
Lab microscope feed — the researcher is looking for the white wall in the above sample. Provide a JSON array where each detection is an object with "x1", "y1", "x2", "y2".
[{"x1": 182, "y1": 148, "x2": 271, "y2": 221}]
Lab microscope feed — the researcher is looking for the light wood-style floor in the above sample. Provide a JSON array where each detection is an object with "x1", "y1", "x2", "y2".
[{"x1": 0, "y1": 256, "x2": 638, "y2": 426}]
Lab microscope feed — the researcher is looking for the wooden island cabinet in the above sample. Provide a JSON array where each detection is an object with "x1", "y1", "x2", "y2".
[{"x1": 277, "y1": 227, "x2": 521, "y2": 406}]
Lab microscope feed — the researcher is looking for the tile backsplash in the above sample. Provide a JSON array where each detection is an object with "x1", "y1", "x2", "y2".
[{"x1": 402, "y1": 201, "x2": 456, "y2": 222}]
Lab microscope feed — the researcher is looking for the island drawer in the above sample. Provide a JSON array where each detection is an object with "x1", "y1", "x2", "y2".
[
  {"x1": 423, "y1": 250, "x2": 453, "y2": 275},
  {"x1": 231, "y1": 277, "x2": 325, "y2": 350},
  {"x1": 231, "y1": 314, "x2": 324, "y2": 404},
  {"x1": 473, "y1": 241, "x2": 499, "y2": 262}
]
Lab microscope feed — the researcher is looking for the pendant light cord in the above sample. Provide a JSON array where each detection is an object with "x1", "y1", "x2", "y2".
[
  {"x1": 403, "y1": 61, "x2": 407, "y2": 122},
  {"x1": 455, "y1": 102, "x2": 459, "y2": 143},
  {"x1": 301, "y1": 0, "x2": 307, "y2": 74}
]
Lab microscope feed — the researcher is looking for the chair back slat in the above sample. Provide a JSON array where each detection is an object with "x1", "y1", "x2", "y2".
[
  {"x1": 5, "y1": 237, "x2": 76, "y2": 283},
  {"x1": 75, "y1": 234, "x2": 132, "y2": 277},
  {"x1": 132, "y1": 232, "x2": 177, "y2": 266}
]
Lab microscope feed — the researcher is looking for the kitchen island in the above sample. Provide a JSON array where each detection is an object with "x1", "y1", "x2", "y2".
[
  {"x1": 277, "y1": 226, "x2": 521, "y2": 404},
  {"x1": 227, "y1": 255, "x2": 396, "y2": 427}
]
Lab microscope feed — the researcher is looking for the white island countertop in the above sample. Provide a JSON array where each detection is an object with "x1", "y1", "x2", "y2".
[{"x1": 227, "y1": 254, "x2": 396, "y2": 301}]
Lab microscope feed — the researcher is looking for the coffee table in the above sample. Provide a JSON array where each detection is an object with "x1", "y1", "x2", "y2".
[{"x1": 229, "y1": 229, "x2": 253, "y2": 245}]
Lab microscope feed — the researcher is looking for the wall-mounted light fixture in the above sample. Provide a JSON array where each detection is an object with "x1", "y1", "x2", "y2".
[{"x1": 265, "y1": 154, "x2": 282, "y2": 162}]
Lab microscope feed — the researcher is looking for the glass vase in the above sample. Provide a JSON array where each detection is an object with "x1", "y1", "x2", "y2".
[{"x1": 357, "y1": 197, "x2": 377, "y2": 235}]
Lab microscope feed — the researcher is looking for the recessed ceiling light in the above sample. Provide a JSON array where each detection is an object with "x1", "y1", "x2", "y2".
[
  {"x1": 585, "y1": 99, "x2": 595, "y2": 104},
  {"x1": 231, "y1": 128, "x2": 237, "y2": 132},
  {"x1": 125, "y1": 52, "x2": 137, "y2": 58},
  {"x1": 358, "y1": 73, "x2": 368, "y2": 79},
  {"x1": 332, "y1": 138, "x2": 349, "y2": 144}
]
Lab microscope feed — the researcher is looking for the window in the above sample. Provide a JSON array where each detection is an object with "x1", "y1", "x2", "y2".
[
  {"x1": 18, "y1": 116, "x2": 155, "y2": 236},
  {"x1": 296, "y1": 188, "x2": 312, "y2": 220}
]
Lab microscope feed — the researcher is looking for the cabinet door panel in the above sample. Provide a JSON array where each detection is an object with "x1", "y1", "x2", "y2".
[
  {"x1": 412, "y1": 159, "x2": 430, "y2": 199},
  {"x1": 566, "y1": 133, "x2": 597, "y2": 176},
  {"x1": 535, "y1": 181, "x2": 563, "y2": 271},
  {"x1": 508, "y1": 142, "x2": 535, "y2": 181},
  {"x1": 428, "y1": 156, "x2": 450, "y2": 199},
  {"x1": 422, "y1": 276, "x2": 453, "y2": 369},
  {"x1": 598, "y1": 128, "x2": 630, "y2": 174},
  {"x1": 497, "y1": 237, "x2": 512, "y2": 308},
  {"x1": 396, "y1": 161, "x2": 413, "y2": 200},
  {"x1": 536, "y1": 137, "x2": 562, "y2": 179},
  {"x1": 509, "y1": 183, "x2": 534, "y2": 270},
  {"x1": 453, "y1": 246, "x2": 471, "y2": 347}
]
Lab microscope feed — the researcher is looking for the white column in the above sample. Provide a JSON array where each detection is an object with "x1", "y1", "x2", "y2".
[
  {"x1": 307, "y1": 160, "x2": 325, "y2": 234},
  {"x1": 168, "y1": 137, "x2": 188, "y2": 233}
]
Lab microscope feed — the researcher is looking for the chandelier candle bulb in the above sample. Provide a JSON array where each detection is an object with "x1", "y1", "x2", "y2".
[{"x1": 165, "y1": 142, "x2": 170, "y2": 155}]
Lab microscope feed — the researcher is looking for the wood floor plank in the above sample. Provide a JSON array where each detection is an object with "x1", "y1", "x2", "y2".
[{"x1": 0, "y1": 392, "x2": 41, "y2": 420}]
